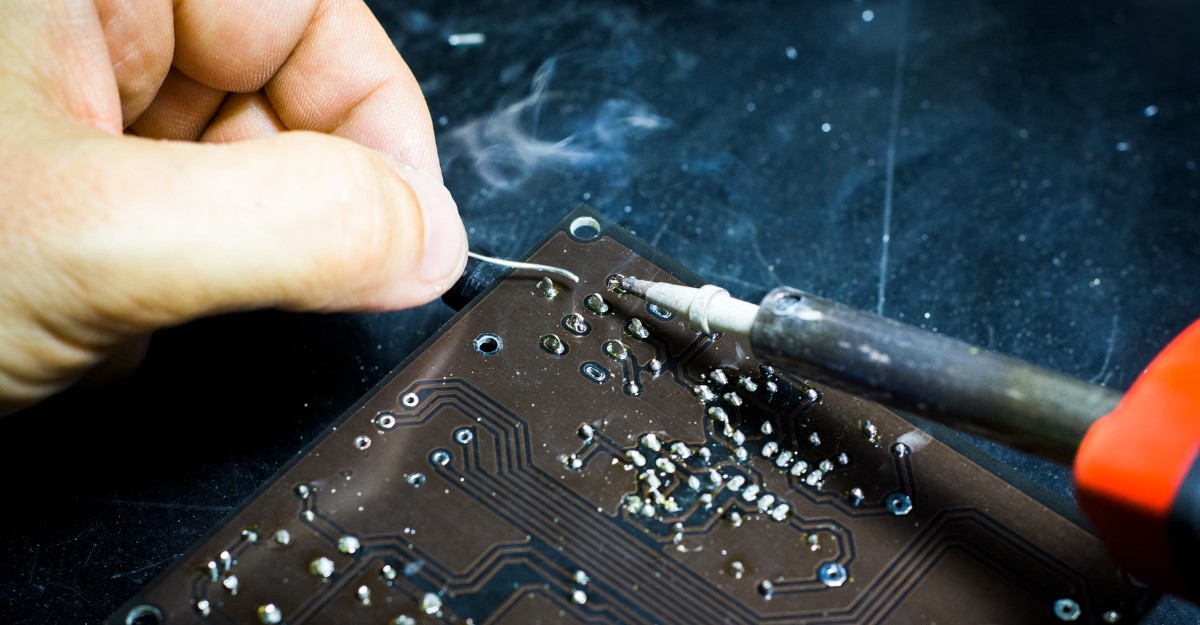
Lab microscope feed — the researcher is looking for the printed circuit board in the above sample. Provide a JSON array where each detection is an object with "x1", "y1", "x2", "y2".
[{"x1": 109, "y1": 207, "x2": 1152, "y2": 625}]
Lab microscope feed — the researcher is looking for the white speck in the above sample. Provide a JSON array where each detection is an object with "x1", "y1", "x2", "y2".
[
  {"x1": 862, "y1": 9, "x2": 875, "y2": 22},
  {"x1": 1116, "y1": 141, "x2": 1130, "y2": 152},
  {"x1": 1091, "y1": 278, "x2": 1101, "y2": 287},
  {"x1": 420, "y1": 593, "x2": 443, "y2": 614},
  {"x1": 1144, "y1": 105, "x2": 1158, "y2": 117},
  {"x1": 337, "y1": 535, "x2": 361, "y2": 554},
  {"x1": 785, "y1": 46, "x2": 798, "y2": 60},
  {"x1": 923, "y1": 312, "x2": 931, "y2": 319},
  {"x1": 821, "y1": 122, "x2": 832, "y2": 133},
  {"x1": 447, "y1": 33, "x2": 485, "y2": 46},
  {"x1": 746, "y1": 102, "x2": 757, "y2": 112},
  {"x1": 258, "y1": 604, "x2": 282, "y2": 625},
  {"x1": 310, "y1": 557, "x2": 335, "y2": 578},
  {"x1": 572, "y1": 589, "x2": 588, "y2": 604}
]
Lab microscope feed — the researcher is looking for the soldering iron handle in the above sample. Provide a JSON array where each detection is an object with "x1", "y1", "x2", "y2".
[
  {"x1": 749, "y1": 287, "x2": 1121, "y2": 462},
  {"x1": 1074, "y1": 318, "x2": 1200, "y2": 600}
]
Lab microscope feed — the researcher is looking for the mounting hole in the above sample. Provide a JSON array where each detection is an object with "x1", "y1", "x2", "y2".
[
  {"x1": 473, "y1": 333, "x2": 503, "y2": 355},
  {"x1": 1054, "y1": 598, "x2": 1082, "y2": 621},
  {"x1": 568, "y1": 216, "x2": 601, "y2": 241},
  {"x1": 126, "y1": 605, "x2": 163, "y2": 625}
]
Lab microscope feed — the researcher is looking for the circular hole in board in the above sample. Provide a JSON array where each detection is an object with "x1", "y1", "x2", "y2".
[
  {"x1": 126, "y1": 605, "x2": 163, "y2": 625},
  {"x1": 568, "y1": 216, "x2": 601, "y2": 241},
  {"x1": 473, "y1": 333, "x2": 503, "y2": 355}
]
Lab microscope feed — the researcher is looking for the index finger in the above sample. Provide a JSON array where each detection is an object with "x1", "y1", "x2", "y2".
[{"x1": 173, "y1": 0, "x2": 439, "y2": 178}]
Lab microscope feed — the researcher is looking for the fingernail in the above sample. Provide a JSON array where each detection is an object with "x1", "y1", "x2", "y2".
[{"x1": 391, "y1": 163, "x2": 468, "y2": 288}]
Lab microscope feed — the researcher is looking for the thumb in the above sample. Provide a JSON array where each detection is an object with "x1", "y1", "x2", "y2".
[{"x1": 62, "y1": 131, "x2": 468, "y2": 333}]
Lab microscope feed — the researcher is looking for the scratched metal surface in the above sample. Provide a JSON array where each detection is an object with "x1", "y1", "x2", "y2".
[{"x1": 1, "y1": 0, "x2": 1197, "y2": 623}]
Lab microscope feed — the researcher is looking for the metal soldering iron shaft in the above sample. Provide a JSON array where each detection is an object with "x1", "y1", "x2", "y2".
[{"x1": 620, "y1": 278, "x2": 1121, "y2": 462}]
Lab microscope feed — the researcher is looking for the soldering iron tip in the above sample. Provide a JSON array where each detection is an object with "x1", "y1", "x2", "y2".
[{"x1": 620, "y1": 277, "x2": 650, "y2": 298}]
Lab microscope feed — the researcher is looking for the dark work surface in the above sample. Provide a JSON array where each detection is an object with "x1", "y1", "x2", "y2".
[{"x1": 3, "y1": 0, "x2": 1198, "y2": 623}]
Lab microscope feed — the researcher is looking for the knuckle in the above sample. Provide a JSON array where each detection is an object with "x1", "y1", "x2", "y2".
[{"x1": 288, "y1": 137, "x2": 422, "y2": 300}]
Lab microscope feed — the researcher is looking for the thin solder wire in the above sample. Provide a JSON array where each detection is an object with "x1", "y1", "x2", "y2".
[{"x1": 467, "y1": 251, "x2": 580, "y2": 283}]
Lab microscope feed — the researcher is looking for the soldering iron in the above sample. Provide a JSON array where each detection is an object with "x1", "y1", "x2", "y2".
[{"x1": 620, "y1": 277, "x2": 1200, "y2": 601}]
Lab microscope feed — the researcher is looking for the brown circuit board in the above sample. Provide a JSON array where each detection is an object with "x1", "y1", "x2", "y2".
[{"x1": 109, "y1": 207, "x2": 1153, "y2": 625}]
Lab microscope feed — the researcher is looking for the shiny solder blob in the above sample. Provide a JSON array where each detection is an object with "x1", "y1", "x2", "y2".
[
  {"x1": 562, "y1": 313, "x2": 591, "y2": 335},
  {"x1": 584, "y1": 293, "x2": 611, "y2": 315},
  {"x1": 625, "y1": 317, "x2": 650, "y2": 340},
  {"x1": 540, "y1": 334, "x2": 568, "y2": 356},
  {"x1": 535, "y1": 277, "x2": 559, "y2": 298},
  {"x1": 603, "y1": 340, "x2": 628, "y2": 360}
]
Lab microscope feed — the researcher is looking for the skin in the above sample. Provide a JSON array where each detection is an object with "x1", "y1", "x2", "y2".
[{"x1": 0, "y1": 0, "x2": 469, "y2": 415}]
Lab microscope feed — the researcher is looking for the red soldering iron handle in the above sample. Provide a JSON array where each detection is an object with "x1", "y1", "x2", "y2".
[{"x1": 1075, "y1": 319, "x2": 1200, "y2": 599}]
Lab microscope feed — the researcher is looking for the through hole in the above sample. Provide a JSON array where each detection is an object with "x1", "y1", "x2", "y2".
[
  {"x1": 568, "y1": 216, "x2": 601, "y2": 241},
  {"x1": 126, "y1": 605, "x2": 163, "y2": 625},
  {"x1": 473, "y1": 333, "x2": 503, "y2": 355},
  {"x1": 375, "y1": 413, "x2": 397, "y2": 430}
]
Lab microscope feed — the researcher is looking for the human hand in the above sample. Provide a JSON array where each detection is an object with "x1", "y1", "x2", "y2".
[{"x1": 0, "y1": 1, "x2": 468, "y2": 415}]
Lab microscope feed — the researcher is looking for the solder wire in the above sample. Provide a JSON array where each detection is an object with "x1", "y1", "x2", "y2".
[{"x1": 467, "y1": 251, "x2": 580, "y2": 283}]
